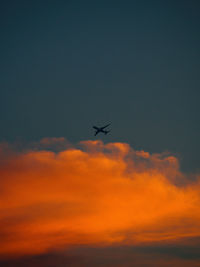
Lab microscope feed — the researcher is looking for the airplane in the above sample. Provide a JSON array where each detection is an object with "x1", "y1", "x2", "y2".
[{"x1": 93, "y1": 123, "x2": 111, "y2": 136}]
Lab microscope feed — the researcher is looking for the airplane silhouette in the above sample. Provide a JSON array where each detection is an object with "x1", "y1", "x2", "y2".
[{"x1": 93, "y1": 123, "x2": 111, "y2": 136}]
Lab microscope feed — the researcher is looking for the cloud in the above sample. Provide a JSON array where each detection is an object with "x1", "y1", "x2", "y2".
[
  {"x1": 0, "y1": 139, "x2": 200, "y2": 259},
  {"x1": 1, "y1": 245, "x2": 200, "y2": 267}
]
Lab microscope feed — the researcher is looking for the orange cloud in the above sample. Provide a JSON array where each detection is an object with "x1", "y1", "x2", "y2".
[{"x1": 0, "y1": 139, "x2": 200, "y2": 258}]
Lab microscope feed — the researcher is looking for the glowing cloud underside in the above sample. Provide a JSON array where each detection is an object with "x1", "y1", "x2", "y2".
[{"x1": 0, "y1": 139, "x2": 200, "y2": 257}]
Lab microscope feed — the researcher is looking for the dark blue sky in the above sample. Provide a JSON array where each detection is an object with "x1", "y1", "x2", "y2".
[{"x1": 0, "y1": 0, "x2": 200, "y2": 172}]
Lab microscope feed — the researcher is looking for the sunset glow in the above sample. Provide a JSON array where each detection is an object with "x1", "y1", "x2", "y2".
[{"x1": 1, "y1": 139, "x2": 200, "y2": 258}]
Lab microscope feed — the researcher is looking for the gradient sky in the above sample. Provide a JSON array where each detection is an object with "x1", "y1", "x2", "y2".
[
  {"x1": 1, "y1": 1, "x2": 200, "y2": 266},
  {"x1": 1, "y1": 0, "x2": 200, "y2": 172}
]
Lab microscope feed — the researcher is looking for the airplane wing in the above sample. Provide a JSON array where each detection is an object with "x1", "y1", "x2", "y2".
[
  {"x1": 101, "y1": 123, "x2": 111, "y2": 129},
  {"x1": 93, "y1": 126, "x2": 99, "y2": 130},
  {"x1": 94, "y1": 131, "x2": 99, "y2": 136}
]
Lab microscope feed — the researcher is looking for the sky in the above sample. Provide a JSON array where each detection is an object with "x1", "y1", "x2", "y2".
[{"x1": 0, "y1": 1, "x2": 200, "y2": 266}]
